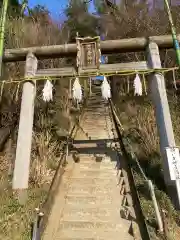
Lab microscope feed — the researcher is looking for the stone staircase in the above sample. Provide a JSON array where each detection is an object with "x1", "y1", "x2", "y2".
[{"x1": 42, "y1": 85, "x2": 136, "y2": 240}]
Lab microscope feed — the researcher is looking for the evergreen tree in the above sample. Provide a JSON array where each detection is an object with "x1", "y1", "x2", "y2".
[{"x1": 64, "y1": 0, "x2": 98, "y2": 42}]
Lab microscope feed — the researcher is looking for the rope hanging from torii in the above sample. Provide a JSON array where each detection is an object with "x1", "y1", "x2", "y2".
[
  {"x1": 25, "y1": 68, "x2": 179, "y2": 103},
  {"x1": 0, "y1": 68, "x2": 178, "y2": 103},
  {"x1": 40, "y1": 74, "x2": 148, "y2": 103},
  {"x1": 41, "y1": 76, "x2": 112, "y2": 103}
]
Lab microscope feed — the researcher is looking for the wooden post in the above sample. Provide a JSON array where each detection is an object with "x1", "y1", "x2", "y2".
[
  {"x1": 89, "y1": 77, "x2": 92, "y2": 96},
  {"x1": 69, "y1": 78, "x2": 72, "y2": 99},
  {"x1": 147, "y1": 42, "x2": 180, "y2": 209},
  {"x1": 148, "y1": 180, "x2": 163, "y2": 232},
  {"x1": 12, "y1": 52, "x2": 37, "y2": 204},
  {"x1": 110, "y1": 76, "x2": 118, "y2": 99}
]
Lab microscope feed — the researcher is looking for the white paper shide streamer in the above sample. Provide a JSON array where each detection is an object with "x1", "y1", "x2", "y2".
[
  {"x1": 133, "y1": 74, "x2": 142, "y2": 96},
  {"x1": 101, "y1": 76, "x2": 111, "y2": 100},
  {"x1": 72, "y1": 77, "x2": 82, "y2": 102},
  {"x1": 42, "y1": 80, "x2": 53, "y2": 102}
]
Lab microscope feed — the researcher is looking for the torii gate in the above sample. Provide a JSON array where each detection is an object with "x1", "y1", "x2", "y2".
[{"x1": 7, "y1": 34, "x2": 180, "y2": 208}]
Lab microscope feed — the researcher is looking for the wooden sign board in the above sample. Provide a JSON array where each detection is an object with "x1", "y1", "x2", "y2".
[
  {"x1": 76, "y1": 36, "x2": 101, "y2": 73},
  {"x1": 166, "y1": 147, "x2": 180, "y2": 180}
]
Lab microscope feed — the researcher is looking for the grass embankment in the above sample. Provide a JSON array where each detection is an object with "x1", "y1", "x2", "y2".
[
  {"x1": 114, "y1": 91, "x2": 180, "y2": 239},
  {"x1": 0, "y1": 101, "x2": 70, "y2": 239}
]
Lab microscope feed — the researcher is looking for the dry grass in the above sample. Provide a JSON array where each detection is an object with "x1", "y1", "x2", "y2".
[
  {"x1": 4, "y1": 16, "x2": 68, "y2": 81},
  {"x1": 130, "y1": 105, "x2": 160, "y2": 157},
  {"x1": 30, "y1": 124, "x2": 61, "y2": 186},
  {"x1": 0, "y1": 112, "x2": 64, "y2": 239}
]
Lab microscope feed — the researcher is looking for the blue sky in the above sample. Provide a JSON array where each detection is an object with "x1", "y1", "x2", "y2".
[
  {"x1": 28, "y1": 0, "x2": 95, "y2": 19},
  {"x1": 27, "y1": 0, "x2": 180, "y2": 16}
]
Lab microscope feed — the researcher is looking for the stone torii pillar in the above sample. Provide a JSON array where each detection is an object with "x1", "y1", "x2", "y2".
[
  {"x1": 147, "y1": 41, "x2": 180, "y2": 209},
  {"x1": 12, "y1": 52, "x2": 37, "y2": 204}
]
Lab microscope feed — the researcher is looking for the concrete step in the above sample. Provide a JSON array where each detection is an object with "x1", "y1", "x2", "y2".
[
  {"x1": 58, "y1": 237, "x2": 133, "y2": 240},
  {"x1": 56, "y1": 221, "x2": 134, "y2": 240},
  {"x1": 81, "y1": 124, "x2": 107, "y2": 127},
  {"x1": 72, "y1": 162, "x2": 118, "y2": 169},
  {"x1": 81, "y1": 133, "x2": 112, "y2": 138},
  {"x1": 79, "y1": 134, "x2": 111, "y2": 138},
  {"x1": 82, "y1": 130, "x2": 112, "y2": 133},
  {"x1": 77, "y1": 164, "x2": 119, "y2": 171},
  {"x1": 72, "y1": 168, "x2": 118, "y2": 175},
  {"x1": 79, "y1": 129, "x2": 111, "y2": 133},
  {"x1": 61, "y1": 213, "x2": 122, "y2": 223},
  {"x1": 67, "y1": 176, "x2": 121, "y2": 188},
  {"x1": 67, "y1": 185, "x2": 120, "y2": 196},
  {"x1": 65, "y1": 195, "x2": 123, "y2": 206},
  {"x1": 61, "y1": 207, "x2": 122, "y2": 222},
  {"x1": 74, "y1": 163, "x2": 118, "y2": 170},
  {"x1": 82, "y1": 121, "x2": 111, "y2": 124},
  {"x1": 71, "y1": 154, "x2": 96, "y2": 159},
  {"x1": 83, "y1": 120, "x2": 110, "y2": 124},
  {"x1": 57, "y1": 232, "x2": 134, "y2": 240},
  {"x1": 68, "y1": 177, "x2": 118, "y2": 185},
  {"x1": 62, "y1": 205, "x2": 120, "y2": 215},
  {"x1": 83, "y1": 124, "x2": 111, "y2": 128},
  {"x1": 82, "y1": 132, "x2": 112, "y2": 137},
  {"x1": 77, "y1": 136, "x2": 113, "y2": 140},
  {"x1": 81, "y1": 129, "x2": 111, "y2": 133},
  {"x1": 84, "y1": 120, "x2": 112, "y2": 124},
  {"x1": 72, "y1": 161, "x2": 117, "y2": 170},
  {"x1": 68, "y1": 156, "x2": 115, "y2": 163},
  {"x1": 71, "y1": 171, "x2": 118, "y2": 179},
  {"x1": 77, "y1": 158, "x2": 117, "y2": 165},
  {"x1": 58, "y1": 220, "x2": 131, "y2": 231}
]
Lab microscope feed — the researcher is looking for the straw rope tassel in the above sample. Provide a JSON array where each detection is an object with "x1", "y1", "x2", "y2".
[
  {"x1": 42, "y1": 78, "x2": 53, "y2": 102},
  {"x1": 133, "y1": 73, "x2": 142, "y2": 96}
]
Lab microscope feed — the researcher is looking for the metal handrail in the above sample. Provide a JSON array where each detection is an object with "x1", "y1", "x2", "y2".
[
  {"x1": 109, "y1": 99, "x2": 152, "y2": 240},
  {"x1": 110, "y1": 100, "x2": 164, "y2": 233}
]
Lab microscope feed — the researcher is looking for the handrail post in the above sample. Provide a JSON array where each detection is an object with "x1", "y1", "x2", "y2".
[
  {"x1": 147, "y1": 180, "x2": 163, "y2": 233},
  {"x1": 32, "y1": 208, "x2": 44, "y2": 240}
]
